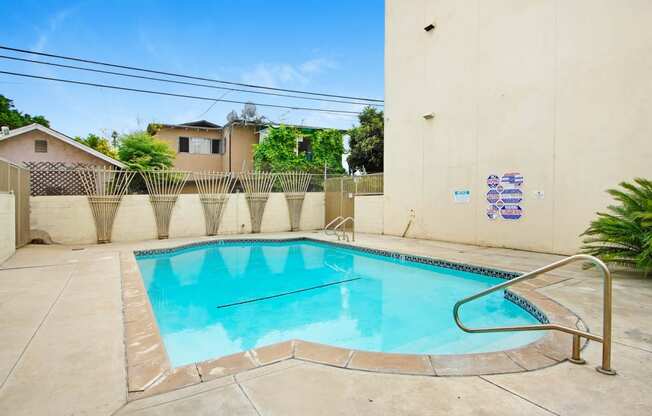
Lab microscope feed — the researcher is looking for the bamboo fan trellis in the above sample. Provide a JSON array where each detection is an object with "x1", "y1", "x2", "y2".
[
  {"x1": 141, "y1": 170, "x2": 191, "y2": 239},
  {"x1": 77, "y1": 168, "x2": 135, "y2": 243},
  {"x1": 239, "y1": 172, "x2": 277, "y2": 233},
  {"x1": 194, "y1": 172, "x2": 236, "y2": 236},
  {"x1": 278, "y1": 172, "x2": 313, "y2": 231}
]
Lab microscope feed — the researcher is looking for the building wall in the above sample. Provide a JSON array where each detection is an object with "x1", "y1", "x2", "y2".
[
  {"x1": 384, "y1": 0, "x2": 652, "y2": 254},
  {"x1": 30, "y1": 192, "x2": 325, "y2": 244},
  {"x1": 0, "y1": 130, "x2": 112, "y2": 166},
  {"x1": 155, "y1": 125, "x2": 259, "y2": 173},
  {"x1": 0, "y1": 193, "x2": 15, "y2": 263},
  {"x1": 355, "y1": 195, "x2": 384, "y2": 235},
  {"x1": 226, "y1": 125, "x2": 258, "y2": 172},
  {"x1": 155, "y1": 126, "x2": 226, "y2": 171}
]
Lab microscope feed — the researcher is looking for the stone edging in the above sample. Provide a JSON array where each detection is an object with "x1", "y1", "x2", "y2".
[{"x1": 121, "y1": 236, "x2": 585, "y2": 401}]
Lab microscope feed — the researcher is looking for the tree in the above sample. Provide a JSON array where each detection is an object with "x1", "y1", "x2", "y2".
[
  {"x1": 75, "y1": 134, "x2": 118, "y2": 159},
  {"x1": 347, "y1": 106, "x2": 384, "y2": 173},
  {"x1": 0, "y1": 94, "x2": 50, "y2": 129},
  {"x1": 252, "y1": 126, "x2": 307, "y2": 172},
  {"x1": 581, "y1": 178, "x2": 652, "y2": 275},
  {"x1": 117, "y1": 131, "x2": 174, "y2": 170},
  {"x1": 311, "y1": 129, "x2": 345, "y2": 174}
]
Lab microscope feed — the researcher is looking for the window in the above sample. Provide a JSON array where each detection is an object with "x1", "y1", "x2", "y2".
[
  {"x1": 190, "y1": 137, "x2": 211, "y2": 154},
  {"x1": 297, "y1": 136, "x2": 311, "y2": 154},
  {"x1": 178, "y1": 137, "x2": 189, "y2": 153},
  {"x1": 34, "y1": 139, "x2": 48, "y2": 153},
  {"x1": 212, "y1": 139, "x2": 225, "y2": 154},
  {"x1": 179, "y1": 136, "x2": 222, "y2": 155}
]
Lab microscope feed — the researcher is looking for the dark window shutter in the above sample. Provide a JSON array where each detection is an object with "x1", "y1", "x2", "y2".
[
  {"x1": 178, "y1": 137, "x2": 189, "y2": 152},
  {"x1": 212, "y1": 139, "x2": 221, "y2": 154}
]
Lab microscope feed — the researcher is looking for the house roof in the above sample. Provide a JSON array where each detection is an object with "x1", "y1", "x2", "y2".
[
  {"x1": 223, "y1": 119, "x2": 347, "y2": 133},
  {"x1": 152, "y1": 120, "x2": 222, "y2": 132},
  {"x1": 179, "y1": 120, "x2": 222, "y2": 128},
  {"x1": 0, "y1": 123, "x2": 126, "y2": 168}
]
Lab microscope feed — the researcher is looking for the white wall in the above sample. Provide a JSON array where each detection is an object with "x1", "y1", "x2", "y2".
[
  {"x1": 385, "y1": 0, "x2": 652, "y2": 254},
  {"x1": 0, "y1": 193, "x2": 15, "y2": 263},
  {"x1": 30, "y1": 193, "x2": 325, "y2": 245},
  {"x1": 355, "y1": 195, "x2": 384, "y2": 234}
]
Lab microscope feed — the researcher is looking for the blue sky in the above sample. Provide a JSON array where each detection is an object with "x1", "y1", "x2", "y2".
[{"x1": 0, "y1": 0, "x2": 384, "y2": 138}]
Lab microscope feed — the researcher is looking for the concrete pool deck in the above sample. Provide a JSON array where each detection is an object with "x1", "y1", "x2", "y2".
[{"x1": 0, "y1": 232, "x2": 651, "y2": 415}]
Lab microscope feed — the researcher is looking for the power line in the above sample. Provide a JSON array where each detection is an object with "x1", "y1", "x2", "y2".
[
  {"x1": 0, "y1": 45, "x2": 384, "y2": 103},
  {"x1": 0, "y1": 54, "x2": 383, "y2": 107},
  {"x1": 0, "y1": 70, "x2": 361, "y2": 115}
]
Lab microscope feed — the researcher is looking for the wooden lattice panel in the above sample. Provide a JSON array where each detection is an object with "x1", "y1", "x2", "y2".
[{"x1": 25, "y1": 161, "x2": 98, "y2": 196}]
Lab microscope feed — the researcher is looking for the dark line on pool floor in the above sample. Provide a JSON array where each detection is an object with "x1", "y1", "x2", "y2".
[{"x1": 216, "y1": 277, "x2": 361, "y2": 309}]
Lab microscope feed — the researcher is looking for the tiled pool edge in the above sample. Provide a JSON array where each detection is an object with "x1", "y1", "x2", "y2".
[{"x1": 122, "y1": 236, "x2": 585, "y2": 401}]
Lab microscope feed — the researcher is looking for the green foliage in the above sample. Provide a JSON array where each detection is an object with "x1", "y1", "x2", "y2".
[
  {"x1": 253, "y1": 126, "x2": 307, "y2": 172},
  {"x1": 347, "y1": 106, "x2": 383, "y2": 173},
  {"x1": 74, "y1": 134, "x2": 118, "y2": 159},
  {"x1": 0, "y1": 94, "x2": 50, "y2": 129},
  {"x1": 117, "y1": 131, "x2": 174, "y2": 170},
  {"x1": 581, "y1": 178, "x2": 652, "y2": 274},
  {"x1": 311, "y1": 129, "x2": 345, "y2": 174},
  {"x1": 252, "y1": 125, "x2": 344, "y2": 174}
]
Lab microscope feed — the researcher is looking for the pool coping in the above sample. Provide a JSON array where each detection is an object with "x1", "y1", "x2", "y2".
[{"x1": 121, "y1": 236, "x2": 586, "y2": 400}]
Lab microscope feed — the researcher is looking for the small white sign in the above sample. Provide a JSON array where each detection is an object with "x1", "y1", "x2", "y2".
[
  {"x1": 453, "y1": 190, "x2": 471, "y2": 203},
  {"x1": 533, "y1": 190, "x2": 545, "y2": 200}
]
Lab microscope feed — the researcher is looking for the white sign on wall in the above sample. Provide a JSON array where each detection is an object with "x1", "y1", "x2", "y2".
[{"x1": 452, "y1": 189, "x2": 471, "y2": 203}]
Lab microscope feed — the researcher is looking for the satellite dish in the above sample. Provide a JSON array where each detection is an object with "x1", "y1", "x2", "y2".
[
  {"x1": 227, "y1": 110, "x2": 239, "y2": 123},
  {"x1": 243, "y1": 102, "x2": 257, "y2": 119}
]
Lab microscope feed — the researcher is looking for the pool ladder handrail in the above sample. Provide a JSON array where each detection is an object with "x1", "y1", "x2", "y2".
[
  {"x1": 334, "y1": 217, "x2": 355, "y2": 242},
  {"x1": 453, "y1": 254, "x2": 616, "y2": 375},
  {"x1": 324, "y1": 216, "x2": 344, "y2": 235}
]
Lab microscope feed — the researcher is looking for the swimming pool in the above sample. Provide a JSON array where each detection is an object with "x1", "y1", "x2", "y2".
[{"x1": 135, "y1": 239, "x2": 544, "y2": 367}]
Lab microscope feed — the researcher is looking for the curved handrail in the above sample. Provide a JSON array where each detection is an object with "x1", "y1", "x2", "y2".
[
  {"x1": 334, "y1": 217, "x2": 355, "y2": 242},
  {"x1": 324, "y1": 216, "x2": 344, "y2": 235},
  {"x1": 453, "y1": 254, "x2": 615, "y2": 375}
]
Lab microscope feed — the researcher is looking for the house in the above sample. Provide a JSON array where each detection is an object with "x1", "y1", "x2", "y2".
[
  {"x1": 0, "y1": 123, "x2": 125, "y2": 169},
  {"x1": 150, "y1": 119, "x2": 341, "y2": 173}
]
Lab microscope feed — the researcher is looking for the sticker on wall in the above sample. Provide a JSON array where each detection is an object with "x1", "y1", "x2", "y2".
[
  {"x1": 486, "y1": 205, "x2": 500, "y2": 220},
  {"x1": 487, "y1": 175, "x2": 500, "y2": 188},
  {"x1": 486, "y1": 189, "x2": 500, "y2": 204},
  {"x1": 453, "y1": 190, "x2": 471, "y2": 203},
  {"x1": 501, "y1": 188, "x2": 523, "y2": 204},
  {"x1": 501, "y1": 172, "x2": 524, "y2": 187},
  {"x1": 500, "y1": 204, "x2": 523, "y2": 220},
  {"x1": 486, "y1": 172, "x2": 525, "y2": 221}
]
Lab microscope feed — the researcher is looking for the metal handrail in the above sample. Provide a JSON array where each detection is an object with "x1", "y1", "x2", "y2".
[
  {"x1": 323, "y1": 216, "x2": 344, "y2": 235},
  {"x1": 334, "y1": 217, "x2": 354, "y2": 242},
  {"x1": 453, "y1": 254, "x2": 616, "y2": 375}
]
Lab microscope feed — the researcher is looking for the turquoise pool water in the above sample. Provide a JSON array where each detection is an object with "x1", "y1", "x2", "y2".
[{"x1": 136, "y1": 240, "x2": 543, "y2": 367}]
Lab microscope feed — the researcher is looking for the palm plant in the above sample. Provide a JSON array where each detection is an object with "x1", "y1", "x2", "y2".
[{"x1": 581, "y1": 178, "x2": 652, "y2": 274}]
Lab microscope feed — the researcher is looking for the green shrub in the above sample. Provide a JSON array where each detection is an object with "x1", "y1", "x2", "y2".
[
  {"x1": 117, "y1": 131, "x2": 174, "y2": 170},
  {"x1": 581, "y1": 178, "x2": 652, "y2": 274}
]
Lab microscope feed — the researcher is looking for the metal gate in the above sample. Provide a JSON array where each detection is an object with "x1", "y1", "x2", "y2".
[
  {"x1": 0, "y1": 158, "x2": 31, "y2": 247},
  {"x1": 324, "y1": 173, "x2": 383, "y2": 225}
]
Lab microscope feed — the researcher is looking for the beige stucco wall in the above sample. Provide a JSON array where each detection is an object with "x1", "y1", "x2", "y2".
[
  {"x1": 0, "y1": 193, "x2": 15, "y2": 263},
  {"x1": 384, "y1": 0, "x2": 652, "y2": 254},
  {"x1": 155, "y1": 126, "x2": 226, "y2": 171},
  {"x1": 30, "y1": 193, "x2": 325, "y2": 244},
  {"x1": 355, "y1": 195, "x2": 384, "y2": 235},
  {"x1": 227, "y1": 125, "x2": 258, "y2": 172},
  {"x1": 154, "y1": 125, "x2": 259, "y2": 173},
  {"x1": 0, "y1": 130, "x2": 112, "y2": 166}
]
